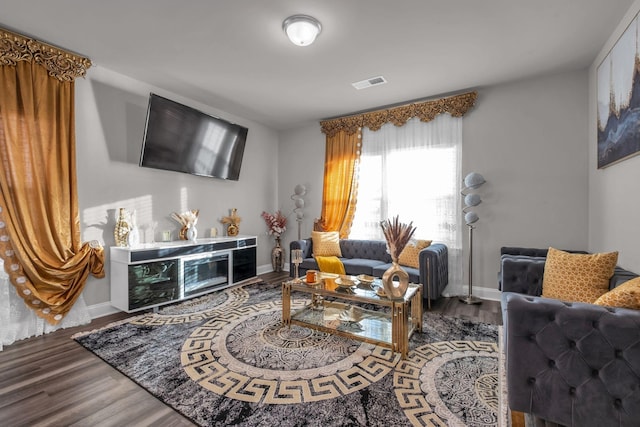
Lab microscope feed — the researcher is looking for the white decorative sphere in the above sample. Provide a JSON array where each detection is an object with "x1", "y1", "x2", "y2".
[
  {"x1": 465, "y1": 211, "x2": 479, "y2": 225},
  {"x1": 464, "y1": 172, "x2": 485, "y2": 189},
  {"x1": 464, "y1": 193, "x2": 482, "y2": 207}
]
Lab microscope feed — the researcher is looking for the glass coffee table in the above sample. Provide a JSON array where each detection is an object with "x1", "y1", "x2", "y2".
[{"x1": 282, "y1": 274, "x2": 422, "y2": 359}]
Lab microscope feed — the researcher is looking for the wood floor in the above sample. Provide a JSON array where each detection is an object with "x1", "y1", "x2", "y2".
[{"x1": 0, "y1": 272, "x2": 503, "y2": 427}]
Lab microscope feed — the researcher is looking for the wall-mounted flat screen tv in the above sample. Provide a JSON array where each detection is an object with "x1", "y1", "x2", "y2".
[{"x1": 139, "y1": 93, "x2": 248, "y2": 181}]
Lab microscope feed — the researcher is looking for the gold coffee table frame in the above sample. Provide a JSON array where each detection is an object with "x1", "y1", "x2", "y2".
[{"x1": 282, "y1": 275, "x2": 422, "y2": 359}]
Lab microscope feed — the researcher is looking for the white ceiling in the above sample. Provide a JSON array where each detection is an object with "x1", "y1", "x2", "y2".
[{"x1": 1, "y1": 0, "x2": 635, "y2": 130}]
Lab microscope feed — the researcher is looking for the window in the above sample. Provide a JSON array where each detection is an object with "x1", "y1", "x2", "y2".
[{"x1": 350, "y1": 115, "x2": 462, "y2": 285}]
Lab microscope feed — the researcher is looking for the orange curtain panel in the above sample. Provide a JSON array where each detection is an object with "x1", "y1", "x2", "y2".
[
  {"x1": 318, "y1": 128, "x2": 362, "y2": 238},
  {"x1": 0, "y1": 29, "x2": 103, "y2": 325}
]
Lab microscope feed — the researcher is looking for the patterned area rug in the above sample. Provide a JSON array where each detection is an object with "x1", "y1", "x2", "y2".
[{"x1": 73, "y1": 281, "x2": 506, "y2": 426}]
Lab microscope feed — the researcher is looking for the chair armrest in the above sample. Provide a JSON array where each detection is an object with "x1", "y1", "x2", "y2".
[
  {"x1": 502, "y1": 292, "x2": 640, "y2": 426},
  {"x1": 500, "y1": 255, "x2": 546, "y2": 295},
  {"x1": 419, "y1": 243, "x2": 448, "y2": 300}
]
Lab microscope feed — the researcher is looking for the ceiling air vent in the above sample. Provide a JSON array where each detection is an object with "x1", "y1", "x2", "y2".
[{"x1": 351, "y1": 76, "x2": 387, "y2": 90}]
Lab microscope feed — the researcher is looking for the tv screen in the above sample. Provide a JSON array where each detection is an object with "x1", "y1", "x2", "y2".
[{"x1": 139, "y1": 93, "x2": 248, "y2": 181}]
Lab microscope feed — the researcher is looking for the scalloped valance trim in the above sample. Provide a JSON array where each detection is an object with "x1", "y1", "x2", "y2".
[
  {"x1": 320, "y1": 91, "x2": 477, "y2": 136},
  {"x1": 0, "y1": 27, "x2": 91, "y2": 81}
]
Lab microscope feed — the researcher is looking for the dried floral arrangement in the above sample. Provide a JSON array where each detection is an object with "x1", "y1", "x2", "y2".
[
  {"x1": 261, "y1": 210, "x2": 287, "y2": 237},
  {"x1": 380, "y1": 216, "x2": 416, "y2": 261},
  {"x1": 171, "y1": 209, "x2": 199, "y2": 229},
  {"x1": 171, "y1": 209, "x2": 199, "y2": 239}
]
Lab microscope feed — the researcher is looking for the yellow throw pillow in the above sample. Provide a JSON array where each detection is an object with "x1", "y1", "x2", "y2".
[
  {"x1": 398, "y1": 239, "x2": 432, "y2": 269},
  {"x1": 311, "y1": 231, "x2": 342, "y2": 257},
  {"x1": 542, "y1": 247, "x2": 618, "y2": 304},
  {"x1": 594, "y1": 277, "x2": 640, "y2": 310}
]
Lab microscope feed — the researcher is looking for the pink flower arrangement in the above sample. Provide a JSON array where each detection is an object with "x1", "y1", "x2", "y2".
[{"x1": 261, "y1": 210, "x2": 287, "y2": 237}]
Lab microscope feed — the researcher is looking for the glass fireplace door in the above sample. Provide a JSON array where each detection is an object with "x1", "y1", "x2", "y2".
[{"x1": 182, "y1": 252, "x2": 229, "y2": 297}]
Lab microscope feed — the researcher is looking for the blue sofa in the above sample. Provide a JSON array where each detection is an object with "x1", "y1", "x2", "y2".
[
  {"x1": 500, "y1": 247, "x2": 640, "y2": 426},
  {"x1": 289, "y1": 238, "x2": 448, "y2": 303}
]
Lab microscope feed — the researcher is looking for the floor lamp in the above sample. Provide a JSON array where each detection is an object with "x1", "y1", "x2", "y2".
[
  {"x1": 291, "y1": 184, "x2": 306, "y2": 240},
  {"x1": 460, "y1": 172, "x2": 485, "y2": 305}
]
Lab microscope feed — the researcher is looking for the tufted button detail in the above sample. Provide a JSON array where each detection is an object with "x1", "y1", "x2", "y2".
[
  {"x1": 548, "y1": 359, "x2": 555, "y2": 368},
  {"x1": 615, "y1": 349, "x2": 623, "y2": 358},
  {"x1": 593, "y1": 321, "x2": 598, "y2": 328},
  {"x1": 569, "y1": 340, "x2": 576, "y2": 348},
  {"x1": 548, "y1": 315, "x2": 555, "y2": 321},
  {"x1": 569, "y1": 387, "x2": 576, "y2": 395},
  {"x1": 614, "y1": 399, "x2": 622, "y2": 408},
  {"x1": 529, "y1": 334, "x2": 536, "y2": 342},
  {"x1": 528, "y1": 377, "x2": 536, "y2": 385},
  {"x1": 592, "y1": 369, "x2": 599, "y2": 378}
]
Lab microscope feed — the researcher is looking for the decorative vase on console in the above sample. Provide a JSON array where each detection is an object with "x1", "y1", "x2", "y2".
[
  {"x1": 380, "y1": 216, "x2": 416, "y2": 299},
  {"x1": 221, "y1": 208, "x2": 241, "y2": 237},
  {"x1": 114, "y1": 207, "x2": 131, "y2": 247},
  {"x1": 171, "y1": 209, "x2": 199, "y2": 241},
  {"x1": 186, "y1": 225, "x2": 197, "y2": 242},
  {"x1": 127, "y1": 209, "x2": 140, "y2": 248}
]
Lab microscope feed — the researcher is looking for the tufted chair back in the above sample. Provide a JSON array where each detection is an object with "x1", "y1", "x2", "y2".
[{"x1": 503, "y1": 293, "x2": 640, "y2": 426}]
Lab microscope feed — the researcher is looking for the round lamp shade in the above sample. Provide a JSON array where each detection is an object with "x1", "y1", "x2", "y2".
[
  {"x1": 465, "y1": 211, "x2": 479, "y2": 225},
  {"x1": 464, "y1": 193, "x2": 482, "y2": 207},
  {"x1": 283, "y1": 15, "x2": 322, "y2": 46},
  {"x1": 464, "y1": 172, "x2": 486, "y2": 189}
]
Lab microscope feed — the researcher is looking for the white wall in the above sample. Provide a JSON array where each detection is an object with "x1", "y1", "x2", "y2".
[
  {"x1": 278, "y1": 70, "x2": 590, "y2": 294},
  {"x1": 588, "y1": 0, "x2": 640, "y2": 273},
  {"x1": 277, "y1": 122, "x2": 326, "y2": 255},
  {"x1": 463, "y1": 70, "x2": 589, "y2": 291},
  {"x1": 75, "y1": 66, "x2": 280, "y2": 308}
]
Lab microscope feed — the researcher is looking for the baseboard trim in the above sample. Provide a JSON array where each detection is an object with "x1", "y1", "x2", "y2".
[
  {"x1": 87, "y1": 301, "x2": 120, "y2": 319},
  {"x1": 441, "y1": 284, "x2": 501, "y2": 301}
]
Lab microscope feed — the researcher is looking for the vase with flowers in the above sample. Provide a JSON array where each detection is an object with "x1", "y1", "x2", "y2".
[
  {"x1": 380, "y1": 216, "x2": 416, "y2": 299},
  {"x1": 261, "y1": 210, "x2": 287, "y2": 272},
  {"x1": 171, "y1": 209, "x2": 199, "y2": 241}
]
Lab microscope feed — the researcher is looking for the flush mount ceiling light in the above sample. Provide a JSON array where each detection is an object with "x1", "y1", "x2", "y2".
[{"x1": 282, "y1": 15, "x2": 322, "y2": 46}]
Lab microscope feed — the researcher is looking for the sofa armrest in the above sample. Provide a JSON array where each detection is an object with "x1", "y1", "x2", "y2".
[
  {"x1": 500, "y1": 255, "x2": 546, "y2": 295},
  {"x1": 419, "y1": 243, "x2": 448, "y2": 300},
  {"x1": 502, "y1": 292, "x2": 640, "y2": 427}
]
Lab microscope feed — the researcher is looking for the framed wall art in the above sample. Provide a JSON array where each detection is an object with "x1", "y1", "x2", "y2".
[{"x1": 597, "y1": 11, "x2": 640, "y2": 169}]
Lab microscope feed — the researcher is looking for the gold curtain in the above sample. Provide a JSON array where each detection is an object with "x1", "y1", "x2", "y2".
[
  {"x1": 0, "y1": 28, "x2": 104, "y2": 325},
  {"x1": 317, "y1": 128, "x2": 362, "y2": 238},
  {"x1": 317, "y1": 91, "x2": 477, "y2": 238}
]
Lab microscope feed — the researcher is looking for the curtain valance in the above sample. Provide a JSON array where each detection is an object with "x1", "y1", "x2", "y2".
[
  {"x1": 320, "y1": 91, "x2": 477, "y2": 137},
  {"x1": 0, "y1": 27, "x2": 91, "y2": 81}
]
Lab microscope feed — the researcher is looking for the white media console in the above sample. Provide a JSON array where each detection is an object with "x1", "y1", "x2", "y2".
[{"x1": 110, "y1": 235, "x2": 257, "y2": 312}]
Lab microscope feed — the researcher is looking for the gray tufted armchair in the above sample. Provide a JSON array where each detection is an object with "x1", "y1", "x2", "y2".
[{"x1": 500, "y1": 247, "x2": 640, "y2": 427}]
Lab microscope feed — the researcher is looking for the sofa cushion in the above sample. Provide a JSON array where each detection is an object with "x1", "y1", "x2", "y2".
[
  {"x1": 542, "y1": 247, "x2": 618, "y2": 303},
  {"x1": 594, "y1": 277, "x2": 640, "y2": 310},
  {"x1": 341, "y1": 258, "x2": 386, "y2": 276},
  {"x1": 311, "y1": 231, "x2": 342, "y2": 257},
  {"x1": 398, "y1": 239, "x2": 432, "y2": 268}
]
